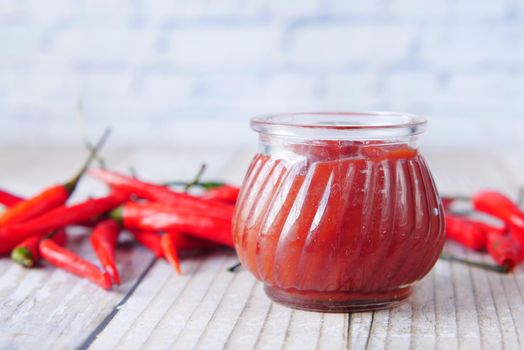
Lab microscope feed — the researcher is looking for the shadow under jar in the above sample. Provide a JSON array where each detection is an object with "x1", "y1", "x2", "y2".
[{"x1": 232, "y1": 112, "x2": 445, "y2": 313}]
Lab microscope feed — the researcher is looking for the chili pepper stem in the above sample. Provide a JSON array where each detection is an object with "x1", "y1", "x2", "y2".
[
  {"x1": 227, "y1": 262, "x2": 242, "y2": 272},
  {"x1": 109, "y1": 207, "x2": 124, "y2": 226},
  {"x1": 441, "y1": 195, "x2": 471, "y2": 202},
  {"x1": 11, "y1": 247, "x2": 34, "y2": 268},
  {"x1": 184, "y1": 163, "x2": 207, "y2": 192},
  {"x1": 163, "y1": 181, "x2": 226, "y2": 189},
  {"x1": 64, "y1": 128, "x2": 111, "y2": 193},
  {"x1": 439, "y1": 253, "x2": 510, "y2": 273},
  {"x1": 517, "y1": 186, "x2": 524, "y2": 208}
]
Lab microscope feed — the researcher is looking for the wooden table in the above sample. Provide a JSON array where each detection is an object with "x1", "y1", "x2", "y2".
[{"x1": 0, "y1": 145, "x2": 523, "y2": 349}]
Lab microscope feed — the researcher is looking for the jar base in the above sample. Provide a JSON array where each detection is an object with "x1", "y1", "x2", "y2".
[{"x1": 264, "y1": 285, "x2": 411, "y2": 313}]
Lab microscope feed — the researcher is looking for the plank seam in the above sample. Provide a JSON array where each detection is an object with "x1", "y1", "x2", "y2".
[
  {"x1": 364, "y1": 312, "x2": 375, "y2": 349},
  {"x1": 494, "y1": 264, "x2": 521, "y2": 349},
  {"x1": 117, "y1": 257, "x2": 208, "y2": 348},
  {"x1": 314, "y1": 313, "x2": 325, "y2": 350},
  {"x1": 282, "y1": 309, "x2": 295, "y2": 350},
  {"x1": 465, "y1": 253, "x2": 484, "y2": 350},
  {"x1": 346, "y1": 313, "x2": 353, "y2": 350},
  {"x1": 165, "y1": 256, "x2": 233, "y2": 347},
  {"x1": 192, "y1": 272, "x2": 242, "y2": 347},
  {"x1": 78, "y1": 257, "x2": 157, "y2": 350},
  {"x1": 483, "y1": 255, "x2": 505, "y2": 349},
  {"x1": 222, "y1": 280, "x2": 259, "y2": 348},
  {"x1": 253, "y1": 302, "x2": 273, "y2": 349}
]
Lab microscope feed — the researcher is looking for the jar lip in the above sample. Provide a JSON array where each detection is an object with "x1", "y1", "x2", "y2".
[{"x1": 251, "y1": 112, "x2": 427, "y2": 140}]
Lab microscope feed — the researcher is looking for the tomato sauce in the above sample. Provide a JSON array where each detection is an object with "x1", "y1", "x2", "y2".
[{"x1": 233, "y1": 141, "x2": 445, "y2": 312}]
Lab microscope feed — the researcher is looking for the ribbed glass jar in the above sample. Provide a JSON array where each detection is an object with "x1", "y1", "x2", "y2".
[{"x1": 232, "y1": 112, "x2": 445, "y2": 312}]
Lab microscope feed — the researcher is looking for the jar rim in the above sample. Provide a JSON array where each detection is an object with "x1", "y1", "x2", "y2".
[{"x1": 251, "y1": 112, "x2": 427, "y2": 140}]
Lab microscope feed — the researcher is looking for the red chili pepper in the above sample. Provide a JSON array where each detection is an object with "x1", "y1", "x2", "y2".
[
  {"x1": 39, "y1": 239, "x2": 112, "y2": 289},
  {"x1": 11, "y1": 230, "x2": 67, "y2": 268},
  {"x1": 111, "y1": 202, "x2": 233, "y2": 247},
  {"x1": 131, "y1": 230, "x2": 164, "y2": 258},
  {"x1": 0, "y1": 130, "x2": 110, "y2": 226},
  {"x1": 0, "y1": 193, "x2": 126, "y2": 254},
  {"x1": 89, "y1": 168, "x2": 234, "y2": 220},
  {"x1": 472, "y1": 190, "x2": 524, "y2": 244},
  {"x1": 201, "y1": 185, "x2": 240, "y2": 204},
  {"x1": 486, "y1": 234, "x2": 523, "y2": 270},
  {"x1": 0, "y1": 189, "x2": 23, "y2": 208},
  {"x1": 167, "y1": 232, "x2": 218, "y2": 251},
  {"x1": 90, "y1": 220, "x2": 121, "y2": 285},
  {"x1": 161, "y1": 232, "x2": 181, "y2": 274},
  {"x1": 445, "y1": 214, "x2": 488, "y2": 250}
]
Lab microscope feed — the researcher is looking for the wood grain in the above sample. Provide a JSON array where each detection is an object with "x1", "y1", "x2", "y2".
[{"x1": 0, "y1": 148, "x2": 523, "y2": 349}]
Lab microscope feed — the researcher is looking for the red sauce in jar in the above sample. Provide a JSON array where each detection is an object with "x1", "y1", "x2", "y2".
[{"x1": 233, "y1": 140, "x2": 445, "y2": 312}]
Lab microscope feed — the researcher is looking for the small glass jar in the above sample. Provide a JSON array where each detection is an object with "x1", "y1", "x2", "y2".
[{"x1": 232, "y1": 112, "x2": 445, "y2": 313}]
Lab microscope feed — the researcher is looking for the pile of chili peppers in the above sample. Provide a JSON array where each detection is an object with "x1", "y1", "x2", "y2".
[
  {"x1": 442, "y1": 190, "x2": 524, "y2": 273},
  {"x1": 0, "y1": 132, "x2": 240, "y2": 289}
]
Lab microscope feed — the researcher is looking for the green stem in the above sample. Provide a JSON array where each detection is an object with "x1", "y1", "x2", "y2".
[
  {"x1": 164, "y1": 181, "x2": 225, "y2": 190},
  {"x1": 441, "y1": 195, "x2": 471, "y2": 202},
  {"x1": 11, "y1": 247, "x2": 35, "y2": 268},
  {"x1": 517, "y1": 186, "x2": 524, "y2": 208},
  {"x1": 129, "y1": 166, "x2": 138, "y2": 179},
  {"x1": 108, "y1": 206, "x2": 124, "y2": 226},
  {"x1": 439, "y1": 253, "x2": 510, "y2": 273},
  {"x1": 64, "y1": 128, "x2": 111, "y2": 193},
  {"x1": 184, "y1": 163, "x2": 207, "y2": 192},
  {"x1": 84, "y1": 140, "x2": 107, "y2": 169}
]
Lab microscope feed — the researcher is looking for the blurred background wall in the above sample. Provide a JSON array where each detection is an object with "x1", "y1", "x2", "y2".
[{"x1": 1, "y1": 0, "x2": 523, "y2": 150}]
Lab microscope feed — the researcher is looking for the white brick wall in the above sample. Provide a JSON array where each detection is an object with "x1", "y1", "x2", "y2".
[{"x1": 0, "y1": 0, "x2": 523, "y2": 149}]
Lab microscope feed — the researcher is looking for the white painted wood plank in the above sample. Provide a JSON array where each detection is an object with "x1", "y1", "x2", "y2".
[
  {"x1": 464, "y1": 249, "x2": 504, "y2": 349},
  {"x1": 316, "y1": 314, "x2": 348, "y2": 350},
  {"x1": 282, "y1": 310, "x2": 323, "y2": 350},
  {"x1": 222, "y1": 282, "x2": 272, "y2": 349},
  {"x1": 502, "y1": 274, "x2": 524, "y2": 348},
  {"x1": 348, "y1": 311, "x2": 373, "y2": 349},
  {"x1": 172, "y1": 254, "x2": 240, "y2": 349},
  {"x1": 0, "y1": 232, "x2": 152, "y2": 349},
  {"x1": 366, "y1": 310, "x2": 389, "y2": 349},
  {"x1": 449, "y1": 248, "x2": 482, "y2": 349},
  {"x1": 122, "y1": 251, "x2": 235, "y2": 348},
  {"x1": 89, "y1": 254, "x2": 205, "y2": 349},
  {"x1": 385, "y1": 300, "x2": 412, "y2": 350},
  {"x1": 254, "y1": 303, "x2": 294, "y2": 350},
  {"x1": 434, "y1": 260, "x2": 458, "y2": 350},
  {"x1": 409, "y1": 271, "x2": 437, "y2": 349},
  {"x1": 480, "y1": 254, "x2": 521, "y2": 349},
  {"x1": 195, "y1": 271, "x2": 258, "y2": 349}
]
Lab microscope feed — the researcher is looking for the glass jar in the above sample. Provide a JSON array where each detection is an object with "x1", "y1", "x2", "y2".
[{"x1": 232, "y1": 112, "x2": 445, "y2": 313}]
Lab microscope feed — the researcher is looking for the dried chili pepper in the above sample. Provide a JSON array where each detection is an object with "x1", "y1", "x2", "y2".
[
  {"x1": 39, "y1": 239, "x2": 112, "y2": 289},
  {"x1": 90, "y1": 219, "x2": 121, "y2": 285},
  {"x1": 201, "y1": 185, "x2": 240, "y2": 204},
  {"x1": 0, "y1": 189, "x2": 23, "y2": 208},
  {"x1": 110, "y1": 202, "x2": 233, "y2": 247},
  {"x1": 161, "y1": 232, "x2": 181, "y2": 274},
  {"x1": 89, "y1": 169, "x2": 234, "y2": 220},
  {"x1": 472, "y1": 190, "x2": 524, "y2": 245},
  {"x1": 486, "y1": 234, "x2": 523, "y2": 271},
  {"x1": 11, "y1": 230, "x2": 67, "y2": 268},
  {"x1": 0, "y1": 192, "x2": 126, "y2": 254},
  {"x1": 0, "y1": 130, "x2": 110, "y2": 226},
  {"x1": 131, "y1": 230, "x2": 164, "y2": 258}
]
